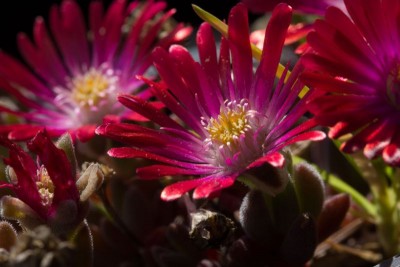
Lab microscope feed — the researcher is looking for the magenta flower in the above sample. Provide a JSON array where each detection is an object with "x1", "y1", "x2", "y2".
[
  {"x1": 301, "y1": 0, "x2": 400, "y2": 166},
  {"x1": 0, "y1": 131, "x2": 84, "y2": 232},
  {"x1": 96, "y1": 3, "x2": 325, "y2": 201},
  {"x1": 0, "y1": 0, "x2": 191, "y2": 142}
]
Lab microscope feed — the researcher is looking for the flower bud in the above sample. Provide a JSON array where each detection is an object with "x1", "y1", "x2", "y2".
[
  {"x1": 5, "y1": 166, "x2": 17, "y2": 184},
  {"x1": 76, "y1": 163, "x2": 105, "y2": 202},
  {"x1": 56, "y1": 133, "x2": 78, "y2": 176}
]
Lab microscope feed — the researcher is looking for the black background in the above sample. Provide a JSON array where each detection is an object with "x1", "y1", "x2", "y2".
[{"x1": 0, "y1": 0, "x2": 244, "y2": 57}]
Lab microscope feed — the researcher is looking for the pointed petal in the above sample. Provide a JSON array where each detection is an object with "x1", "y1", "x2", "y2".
[
  {"x1": 28, "y1": 131, "x2": 79, "y2": 205},
  {"x1": 193, "y1": 176, "x2": 236, "y2": 199},
  {"x1": 161, "y1": 179, "x2": 204, "y2": 201},
  {"x1": 137, "y1": 165, "x2": 210, "y2": 179},
  {"x1": 247, "y1": 152, "x2": 285, "y2": 169}
]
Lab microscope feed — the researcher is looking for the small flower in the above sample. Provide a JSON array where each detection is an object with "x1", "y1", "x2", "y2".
[
  {"x1": 97, "y1": 3, "x2": 325, "y2": 201},
  {"x1": 301, "y1": 0, "x2": 400, "y2": 166},
  {"x1": 0, "y1": 131, "x2": 104, "y2": 234},
  {"x1": 0, "y1": 0, "x2": 191, "y2": 142}
]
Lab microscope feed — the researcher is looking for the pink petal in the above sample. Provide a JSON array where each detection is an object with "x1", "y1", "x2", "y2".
[
  {"x1": 197, "y1": 23, "x2": 219, "y2": 88},
  {"x1": 118, "y1": 94, "x2": 183, "y2": 129},
  {"x1": 254, "y1": 3, "x2": 292, "y2": 109},
  {"x1": 137, "y1": 165, "x2": 209, "y2": 180},
  {"x1": 247, "y1": 152, "x2": 285, "y2": 169},
  {"x1": 108, "y1": 147, "x2": 198, "y2": 170},
  {"x1": 75, "y1": 125, "x2": 97, "y2": 142},
  {"x1": 28, "y1": 131, "x2": 79, "y2": 205},
  {"x1": 193, "y1": 176, "x2": 236, "y2": 199},
  {"x1": 364, "y1": 140, "x2": 390, "y2": 159},
  {"x1": 228, "y1": 3, "x2": 253, "y2": 98},
  {"x1": 8, "y1": 126, "x2": 45, "y2": 141},
  {"x1": 383, "y1": 144, "x2": 400, "y2": 166},
  {"x1": 161, "y1": 179, "x2": 204, "y2": 201}
]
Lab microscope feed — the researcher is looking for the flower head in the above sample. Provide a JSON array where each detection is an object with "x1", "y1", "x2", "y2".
[
  {"x1": 96, "y1": 3, "x2": 325, "y2": 201},
  {"x1": 0, "y1": 131, "x2": 104, "y2": 234},
  {"x1": 301, "y1": 0, "x2": 400, "y2": 166},
  {"x1": 0, "y1": 0, "x2": 191, "y2": 142}
]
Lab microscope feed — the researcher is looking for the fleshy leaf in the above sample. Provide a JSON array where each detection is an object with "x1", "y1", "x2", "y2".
[{"x1": 293, "y1": 162, "x2": 325, "y2": 219}]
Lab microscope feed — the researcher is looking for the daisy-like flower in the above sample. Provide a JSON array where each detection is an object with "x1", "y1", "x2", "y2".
[
  {"x1": 96, "y1": 3, "x2": 325, "y2": 201},
  {"x1": 0, "y1": 131, "x2": 104, "y2": 234},
  {"x1": 0, "y1": 0, "x2": 191, "y2": 142},
  {"x1": 301, "y1": 0, "x2": 400, "y2": 166}
]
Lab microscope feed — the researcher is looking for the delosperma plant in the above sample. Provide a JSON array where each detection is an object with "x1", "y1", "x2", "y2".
[{"x1": 0, "y1": 0, "x2": 399, "y2": 266}]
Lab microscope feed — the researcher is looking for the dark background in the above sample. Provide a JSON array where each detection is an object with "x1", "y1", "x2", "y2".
[{"x1": 0, "y1": 0, "x2": 245, "y2": 57}]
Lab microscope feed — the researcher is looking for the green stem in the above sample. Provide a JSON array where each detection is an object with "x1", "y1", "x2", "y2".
[
  {"x1": 331, "y1": 142, "x2": 400, "y2": 256},
  {"x1": 374, "y1": 187, "x2": 398, "y2": 256}
]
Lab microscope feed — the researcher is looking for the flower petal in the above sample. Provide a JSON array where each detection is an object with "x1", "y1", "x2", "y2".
[{"x1": 193, "y1": 176, "x2": 236, "y2": 199}]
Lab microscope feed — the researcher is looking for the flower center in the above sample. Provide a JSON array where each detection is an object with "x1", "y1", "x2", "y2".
[
  {"x1": 203, "y1": 99, "x2": 252, "y2": 146},
  {"x1": 71, "y1": 68, "x2": 116, "y2": 107},
  {"x1": 36, "y1": 166, "x2": 54, "y2": 208}
]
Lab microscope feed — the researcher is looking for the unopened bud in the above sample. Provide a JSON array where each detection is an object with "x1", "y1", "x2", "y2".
[
  {"x1": 5, "y1": 166, "x2": 17, "y2": 184},
  {"x1": 56, "y1": 133, "x2": 78, "y2": 176},
  {"x1": 76, "y1": 163, "x2": 105, "y2": 202}
]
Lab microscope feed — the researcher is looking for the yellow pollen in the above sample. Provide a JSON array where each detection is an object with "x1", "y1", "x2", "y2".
[
  {"x1": 36, "y1": 166, "x2": 55, "y2": 207},
  {"x1": 205, "y1": 100, "x2": 251, "y2": 145},
  {"x1": 72, "y1": 69, "x2": 110, "y2": 107}
]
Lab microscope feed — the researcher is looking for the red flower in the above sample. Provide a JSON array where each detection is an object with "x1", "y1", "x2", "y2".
[
  {"x1": 97, "y1": 3, "x2": 325, "y2": 201},
  {"x1": 302, "y1": 0, "x2": 400, "y2": 166},
  {"x1": 0, "y1": 131, "x2": 86, "y2": 232},
  {"x1": 0, "y1": 0, "x2": 191, "y2": 142}
]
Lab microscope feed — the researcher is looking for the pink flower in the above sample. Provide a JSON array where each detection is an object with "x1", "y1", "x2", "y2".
[
  {"x1": 0, "y1": 0, "x2": 191, "y2": 142},
  {"x1": 96, "y1": 3, "x2": 325, "y2": 201},
  {"x1": 302, "y1": 0, "x2": 400, "y2": 166}
]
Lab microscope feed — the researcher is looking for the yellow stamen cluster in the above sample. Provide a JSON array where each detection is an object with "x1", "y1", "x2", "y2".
[
  {"x1": 36, "y1": 166, "x2": 55, "y2": 207},
  {"x1": 72, "y1": 69, "x2": 110, "y2": 107},
  {"x1": 204, "y1": 100, "x2": 251, "y2": 146}
]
